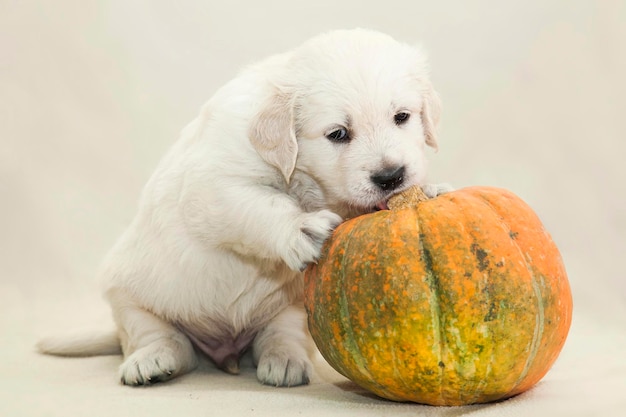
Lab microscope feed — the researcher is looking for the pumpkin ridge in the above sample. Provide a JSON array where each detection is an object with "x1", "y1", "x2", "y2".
[
  {"x1": 416, "y1": 212, "x2": 446, "y2": 404},
  {"x1": 473, "y1": 191, "x2": 546, "y2": 394},
  {"x1": 312, "y1": 220, "x2": 362, "y2": 381},
  {"x1": 418, "y1": 194, "x2": 496, "y2": 404},
  {"x1": 336, "y1": 214, "x2": 386, "y2": 392},
  {"x1": 471, "y1": 187, "x2": 573, "y2": 396},
  {"x1": 384, "y1": 212, "x2": 431, "y2": 400},
  {"x1": 451, "y1": 194, "x2": 497, "y2": 404},
  {"x1": 388, "y1": 327, "x2": 415, "y2": 398},
  {"x1": 458, "y1": 194, "x2": 505, "y2": 404}
]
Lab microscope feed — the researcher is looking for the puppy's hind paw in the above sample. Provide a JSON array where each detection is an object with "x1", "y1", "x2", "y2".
[
  {"x1": 119, "y1": 353, "x2": 177, "y2": 386},
  {"x1": 118, "y1": 338, "x2": 197, "y2": 386},
  {"x1": 256, "y1": 350, "x2": 312, "y2": 387}
]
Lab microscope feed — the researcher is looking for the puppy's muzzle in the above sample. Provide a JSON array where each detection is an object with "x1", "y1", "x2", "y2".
[{"x1": 370, "y1": 165, "x2": 405, "y2": 191}]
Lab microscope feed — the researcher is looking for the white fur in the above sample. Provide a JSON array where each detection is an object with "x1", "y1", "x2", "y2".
[{"x1": 37, "y1": 28, "x2": 442, "y2": 387}]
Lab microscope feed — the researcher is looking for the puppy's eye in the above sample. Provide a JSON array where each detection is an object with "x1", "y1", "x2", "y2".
[
  {"x1": 394, "y1": 112, "x2": 411, "y2": 125},
  {"x1": 326, "y1": 127, "x2": 350, "y2": 143}
]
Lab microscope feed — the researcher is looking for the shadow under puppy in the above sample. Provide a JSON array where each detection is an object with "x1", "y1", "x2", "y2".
[{"x1": 37, "y1": 28, "x2": 442, "y2": 387}]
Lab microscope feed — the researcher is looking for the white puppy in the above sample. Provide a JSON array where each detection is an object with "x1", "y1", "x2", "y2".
[{"x1": 38, "y1": 28, "x2": 442, "y2": 387}]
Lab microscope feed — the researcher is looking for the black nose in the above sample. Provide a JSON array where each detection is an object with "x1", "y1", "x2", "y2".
[{"x1": 370, "y1": 166, "x2": 405, "y2": 191}]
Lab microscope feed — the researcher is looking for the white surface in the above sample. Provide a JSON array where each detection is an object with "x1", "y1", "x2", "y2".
[{"x1": 2, "y1": 1, "x2": 625, "y2": 416}]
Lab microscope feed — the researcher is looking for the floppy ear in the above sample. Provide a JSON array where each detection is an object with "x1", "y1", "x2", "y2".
[
  {"x1": 421, "y1": 82, "x2": 442, "y2": 151},
  {"x1": 249, "y1": 89, "x2": 298, "y2": 182}
]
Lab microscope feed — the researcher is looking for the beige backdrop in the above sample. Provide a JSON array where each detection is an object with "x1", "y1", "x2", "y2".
[{"x1": 1, "y1": 1, "x2": 625, "y2": 416}]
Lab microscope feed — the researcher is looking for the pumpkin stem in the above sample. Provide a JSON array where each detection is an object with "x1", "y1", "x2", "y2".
[{"x1": 388, "y1": 186, "x2": 431, "y2": 210}]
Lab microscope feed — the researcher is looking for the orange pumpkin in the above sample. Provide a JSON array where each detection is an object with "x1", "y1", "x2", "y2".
[{"x1": 304, "y1": 186, "x2": 572, "y2": 406}]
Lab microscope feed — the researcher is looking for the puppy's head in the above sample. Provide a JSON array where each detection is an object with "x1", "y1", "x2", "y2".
[{"x1": 250, "y1": 29, "x2": 441, "y2": 217}]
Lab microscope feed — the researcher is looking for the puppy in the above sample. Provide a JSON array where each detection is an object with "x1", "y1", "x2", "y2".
[{"x1": 37, "y1": 28, "x2": 442, "y2": 387}]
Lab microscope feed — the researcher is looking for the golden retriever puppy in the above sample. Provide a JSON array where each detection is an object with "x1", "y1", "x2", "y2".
[{"x1": 38, "y1": 28, "x2": 441, "y2": 387}]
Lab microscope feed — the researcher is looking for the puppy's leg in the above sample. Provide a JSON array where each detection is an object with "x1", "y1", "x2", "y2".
[
  {"x1": 108, "y1": 291, "x2": 198, "y2": 386},
  {"x1": 187, "y1": 186, "x2": 342, "y2": 271},
  {"x1": 253, "y1": 303, "x2": 314, "y2": 387}
]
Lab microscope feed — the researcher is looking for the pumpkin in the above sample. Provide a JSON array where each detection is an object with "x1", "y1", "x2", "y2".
[{"x1": 304, "y1": 186, "x2": 572, "y2": 406}]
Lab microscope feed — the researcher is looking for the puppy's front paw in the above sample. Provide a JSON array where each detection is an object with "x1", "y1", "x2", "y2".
[
  {"x1": 422, "y1": 183, "x2": 454, "y2": 198},
  {"x1": 256, "y1": 349, "x2": 312, "y2": 387},
  {"x1": 301, "y1": 210, "x2": 343, "y2": 249},
  {"x1": 283, "y1": 210, "x2": 342, "y2": 271}
]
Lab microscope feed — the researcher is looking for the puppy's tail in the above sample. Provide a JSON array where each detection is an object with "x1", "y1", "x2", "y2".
[{"x1": 37, "y1": 328, "x2": 122, "y2": 357}]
